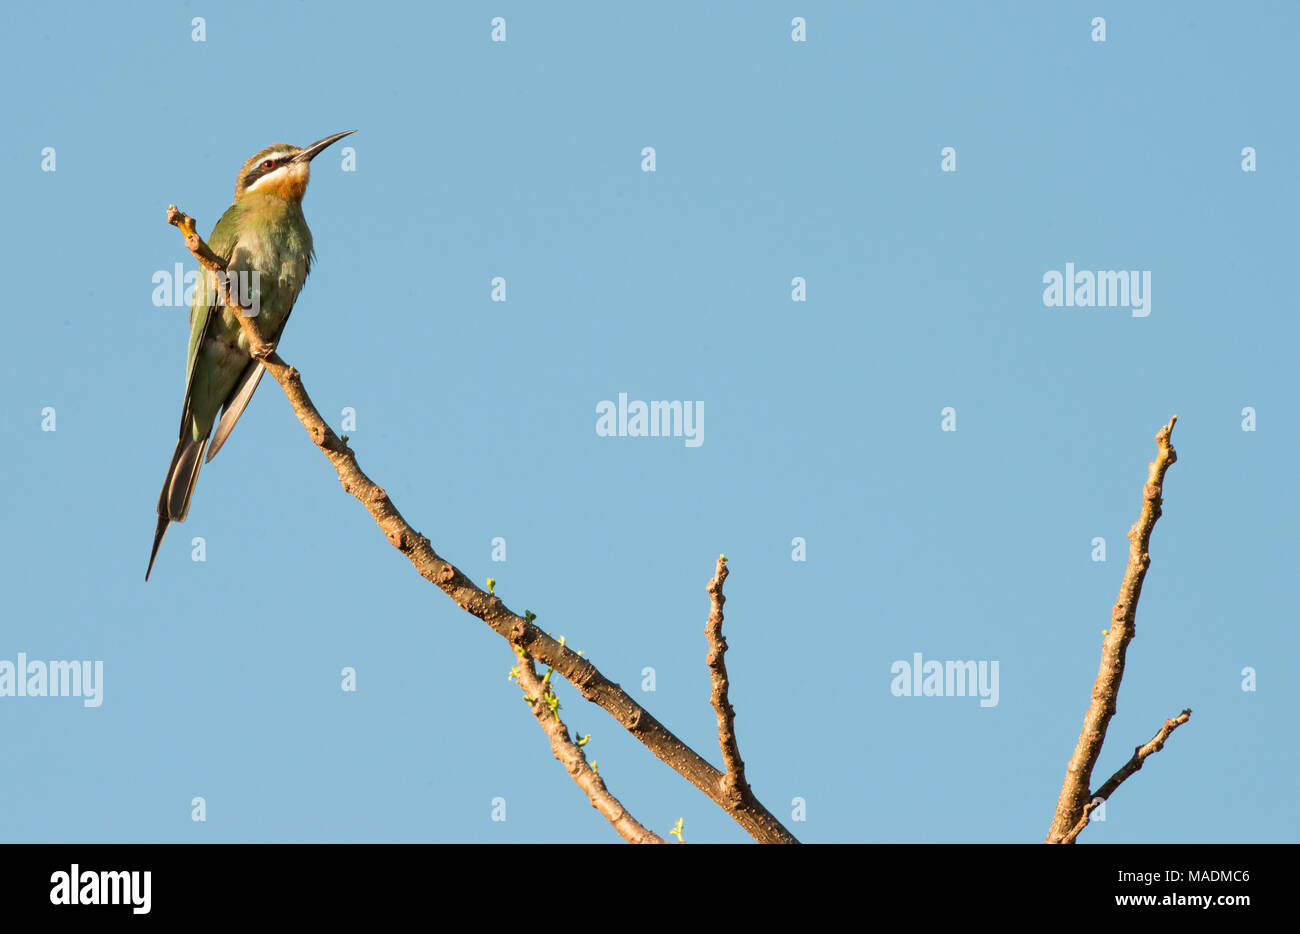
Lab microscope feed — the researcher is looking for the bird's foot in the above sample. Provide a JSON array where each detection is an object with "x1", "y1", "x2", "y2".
[{"x1": 249, "y1": 337, "x2": 278, "y2": 360}]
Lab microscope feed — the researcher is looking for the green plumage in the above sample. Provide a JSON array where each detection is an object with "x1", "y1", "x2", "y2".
[{"x1": 184, "y1": 195, "x2": 313, "y2": 442}]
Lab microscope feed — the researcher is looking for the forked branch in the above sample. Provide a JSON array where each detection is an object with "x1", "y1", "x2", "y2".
[
  {"x1": 510, "y1": 645, "x2": 664, "y2": 843},
  {"x1": 165, "y1": 206, "x2": 797, "y2": 844},
  {"x1": 1046, "y1": 417, "x2": 1188, "y2": 843}
]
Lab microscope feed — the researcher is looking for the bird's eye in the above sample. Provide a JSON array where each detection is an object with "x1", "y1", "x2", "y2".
[{"x1": 262, "y1": 160, "x2": 275, "y2": 169}]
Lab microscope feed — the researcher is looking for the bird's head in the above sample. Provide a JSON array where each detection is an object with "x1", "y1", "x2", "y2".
[{"x1": 233, "y1": 130, "x2": 355, "y2": 202}]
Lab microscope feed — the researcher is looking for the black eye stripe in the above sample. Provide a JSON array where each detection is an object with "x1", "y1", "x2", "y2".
[{"x1": 242, "y1": 156, "x2": 288, "y2": 188}]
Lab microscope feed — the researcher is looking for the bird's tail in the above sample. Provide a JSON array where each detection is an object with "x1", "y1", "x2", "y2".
[{"x1": 146, "y1": 433, "x2": 209, "y2": 581}]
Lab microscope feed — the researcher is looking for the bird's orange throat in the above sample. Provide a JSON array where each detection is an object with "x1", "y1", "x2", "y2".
[{"x1": 266, "y1": 163, "x2": 310, "y2": 200}]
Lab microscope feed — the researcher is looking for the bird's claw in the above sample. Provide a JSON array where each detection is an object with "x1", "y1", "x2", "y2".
[{"x1": 250, "y1": 338, "x2": 277, "y2": 360}]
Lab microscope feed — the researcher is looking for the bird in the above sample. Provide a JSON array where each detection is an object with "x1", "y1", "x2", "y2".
[{"x1": 146, "y1": 130, "x2": 355, "y2": 580}]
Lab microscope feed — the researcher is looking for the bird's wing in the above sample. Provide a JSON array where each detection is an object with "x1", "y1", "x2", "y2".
[
  {"x1": 147, "y1": 208, "x2": 239, "y2": 580},
  {"x1": 176, "y1": 284, "x2": 219, "y2": 443},
  {"x1": 178, "y1": 204, "x2": 243, "y2": 440}
]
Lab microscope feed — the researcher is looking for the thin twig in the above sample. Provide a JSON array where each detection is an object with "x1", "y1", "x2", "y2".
[
  {"x1": 511, "y1": 648, "x2": 664, "y2": 843},
  {"x1": 1060, "y1": 709, "x2": 1192, "y2": 844},
  {"x1": 1090, "y1": 707, "x2": 1193, "y2": 803},
  {"x1": 165, "y1": 206, "x2": 797, "y2": 844}
]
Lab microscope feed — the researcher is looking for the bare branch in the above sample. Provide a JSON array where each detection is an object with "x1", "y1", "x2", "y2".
[
  {"x1": 165, "y1": 207, "x2": 798, "y2": 844},
  {"x1": 705, "y1": 555, "x2": 749, "y2": 800},
  {"x1": 511, "y1": 648, "x2": 664, "y2": 844},
  {"x1": 1046, "y1": 416, "x2": 1184, "y2": 843}
]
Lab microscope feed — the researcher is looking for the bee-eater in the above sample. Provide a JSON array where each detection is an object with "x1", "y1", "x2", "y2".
[{"x1": 146, "y1": 130, "x2": 355, "y2": 580}]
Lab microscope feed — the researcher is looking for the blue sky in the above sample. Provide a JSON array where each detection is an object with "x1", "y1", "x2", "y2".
[{"x1": 1, "y1": 1, "x2": 1296, "y2": 843}]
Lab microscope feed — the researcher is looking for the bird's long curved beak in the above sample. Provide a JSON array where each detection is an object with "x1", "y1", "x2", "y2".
[{"x1": 292, "y1": 130, "x2": 356, "y2": 163}]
